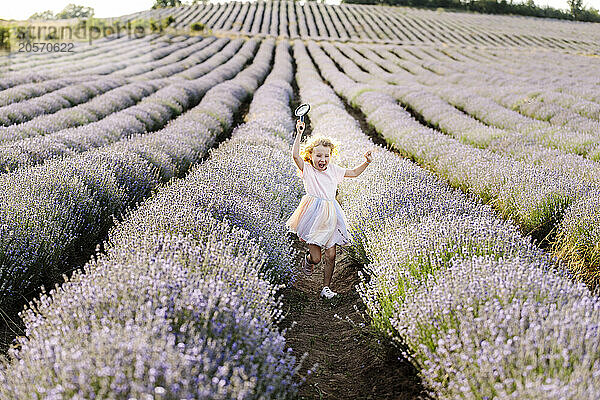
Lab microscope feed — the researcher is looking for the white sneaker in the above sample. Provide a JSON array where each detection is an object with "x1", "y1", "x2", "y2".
[{"x1": 320, "y1": 286, "x2": 338, "y2": 299}]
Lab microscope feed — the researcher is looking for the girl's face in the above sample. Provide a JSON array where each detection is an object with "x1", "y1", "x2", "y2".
[{"x1": 311, "y1": 144, "x2": 331, "y2": 171}]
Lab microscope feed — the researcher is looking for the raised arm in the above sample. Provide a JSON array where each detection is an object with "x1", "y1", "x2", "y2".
[
  {"x1": 292, "y1": 120, "x2": 305, "y2": 172},
  {"x1": 345, "y1": 150, "x2": 373, "y2": 177}
]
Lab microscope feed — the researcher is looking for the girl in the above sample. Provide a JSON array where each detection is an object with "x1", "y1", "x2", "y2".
[{"x1": 286, "y1": 118, "x2": 373, "y2": 299}]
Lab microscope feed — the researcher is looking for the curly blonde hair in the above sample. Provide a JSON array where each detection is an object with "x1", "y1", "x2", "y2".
[{"x1": 300, "y1": 135, "x2": 339, "y2": 166}]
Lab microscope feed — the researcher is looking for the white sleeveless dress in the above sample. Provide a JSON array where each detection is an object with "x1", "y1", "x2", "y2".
[{"x1": 285, "y1": 161, "x2": 353, "y2": 249}]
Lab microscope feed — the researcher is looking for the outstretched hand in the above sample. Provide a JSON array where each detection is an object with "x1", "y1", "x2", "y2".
[
  {"x1": 296, "y1": 119, "x2": 305, "y2": 134},
  {"x1": 365, "y1": 149, "x2": 373, "y2": 163}
]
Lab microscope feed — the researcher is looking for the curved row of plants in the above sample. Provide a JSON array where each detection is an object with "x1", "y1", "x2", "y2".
[
  {"x1": 109, "y1": 36, "x2": 216, "y2": 80},
  {"x1": 1, "y1": 34, "x2": 170, "y2": 75},
  {"x1": 349, "y1": 42, "x2": 600, "y2": 287},
  {"x1": 0, "y1": 34, "x2": 160, "y2": 82},
  {"x1": 118, "y1": 1, "x2": 596, "y2": 49},
  {"x1": 300, "y1": 39, "x2": 600, "y2": 398},
  {"x1": 423, "y1": 57, "x2": 600, "y2": 152},
  {"x1": 0, "y1": 37, "x2": 232, "y2": 143},
  {"x1": 416, "y1": 45, "x2": 600, "y2": 111},
  {"x1": 0, "y1": 39, "x2": 306, "y2": 399},
  {"x1": 0, "y1": 76, "x2": 128, "y2": 127},
  {"x1": 0, "y1": 38, "x2": 239, "y2": 173},
  {"x1": 0, "y1": 38, "x2": 264, "y2": 314},
  {"x1": 0, "y1": 76, "x2": 91, "y2": 107},
  {"x1": 364, "y1": 45, "x2": 600, "y2": 161},
  {"x1": 313, "y1": 40, "x2": 600, "y2": 286},
  {"x1": 0, "y1": 34, "x2": 152, "y2": 71},
  {"x1": 328, "y1": 41, "x2": 600, "y2": 193}
]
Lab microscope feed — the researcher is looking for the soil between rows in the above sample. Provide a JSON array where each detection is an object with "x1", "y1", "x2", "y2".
[{"x1": 277, "y1": 236, "x2": 428, "y2": 399}]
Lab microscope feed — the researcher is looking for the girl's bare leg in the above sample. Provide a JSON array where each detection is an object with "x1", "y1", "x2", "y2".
[
  {"x1": 323, "y1": 245, "x2": 336, "y2": 287},
  {"x1": 307, "y1": 243, "x2": 322, "y2": 265}
]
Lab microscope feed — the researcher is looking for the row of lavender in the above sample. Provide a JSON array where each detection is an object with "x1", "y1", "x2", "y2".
[
  {"x1": 0, "y1": 38, "x2": 263, "y2": 315},
  {"x1": 116, "y1": 1, "x2": 596, "y2": 50},
  {"x1": 314, "y1": 40, "x2": 600, "y2": 287},
  {"x1": 2, "y1": 33, "x2": 596, "y2": 137},
  {"x1": 0, "y1": 41, "x2": 306, "y2": 398},
  {"x1": 299, "y1": 40, "x2": 600, "y2": 398},
  {"x1": 322, "y1": 43, "x2": 600, "y2": 390},
  {"x1": 0, "y1": 34, "x2": 159, "y2": 80},
  {"x1": 378, "y1": 45, "x2": 600, "y2": 158},
  {"x1": 6, "y1": 35, "x2": 207, "y2": 78},
  {"x1": 0, "y1": 38, "x2": 241, "y2": 172},
  {"x1": 7, "y1": 35, "x2": 162, "y2": 71},
  {"x1": 357, "y1": 42, "x2": 600, "y2": 287},
  {"x1": 0, "y1": 35, "x2": 219, "y2": 112},
  {"x1": 5, "y1": 36, "x2": 597, "y2": 128},
  {"x1": 0, "y1": 32, "x2": 139, "y2": 68},
  {"x1": 321, "y1": 42, "x2": 600, "y2": 184},
  {"x1": 0, "y1": 36, "x2": 219, "y2": 116},
  {"x1": 0, "y1": 37, "x2": 208, "y2": 127},
  {"x1": 411, "y1": 45, "x2": 600, "y2": 104},
  {"x1": 344, "y1": 44, "x2": 600, "y2": 153}
]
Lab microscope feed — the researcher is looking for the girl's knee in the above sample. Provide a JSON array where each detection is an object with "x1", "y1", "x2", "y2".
[
  {"x1": 308, "y1": 249, "x2": 322, "y2": 264},
  {"x1": 324, "y1": 246, "x2": 336, "y2": 261}
]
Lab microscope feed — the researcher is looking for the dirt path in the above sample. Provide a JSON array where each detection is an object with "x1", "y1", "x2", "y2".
[{"x1": 278, "y1": 239, "x2": 429, "y2": 399}]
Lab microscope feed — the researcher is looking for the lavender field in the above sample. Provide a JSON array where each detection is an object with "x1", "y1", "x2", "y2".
[{"x1": 0, "y1": 1, "x2": 600, "y2": 398}]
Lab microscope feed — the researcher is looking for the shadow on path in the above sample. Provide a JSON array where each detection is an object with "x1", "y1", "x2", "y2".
[{"x1": 277, "y1": 237, "x2": 429, "y2": 399}]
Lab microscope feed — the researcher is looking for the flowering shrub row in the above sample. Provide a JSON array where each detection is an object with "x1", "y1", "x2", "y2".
[
  {"x1": 0, "y1": 38, "x2": 265, "y2": 313},
  {"x1": 310, "y1": 40, "x2": 600, "y2": 285},
  {"x1": 311, "y1": 41, "x2": 590, "y2": 234},
  {"x1": 0, "y1": 39, "x2": 304, "y2": 399},
  {"x1": 364, "y1": 45, "x2": 600, "y2": 161},
  {"x1": 9, "y1": 33, "x2": 185, "y2": 76},
  {"x1": 324, "y1": 42, "x2": 600, "y2": 286},
  {"x1": 3, "y1": 34, "x2": 152, "y2": 71},
  {"x1": 44, "y1": 36, "x2": 192, "y2": 78},
  {"x1": 295, "y1": 40, "x2": 600, "y2": 398},
  {"x1": 422, "y1": 46, "x2": 600, "y2": 121},
  {"x1": 394, "y1": 255, "x2": 600, "y2": 399},
  {"x1": 0, "y1": 38, "x2": 242, "y2": 173},
  {"x1": 0, "y1": 77, "x2": 128, "y2": 126},
  {"x1": 0, "y1": 76, "x2": 90, "y2": 107},
  {"x1": 365, "y1": 45, "x2": 600, "y2": 286},
  {"x1": 0, "y1": 38, "x2": 234, "y2": 145},
  {"x1": 106, "y1": 36, "x2": 207, "y2": 79},
  {"x1": 1, "y1": 34, "x2": 159, "y2": 80},
  {"x1": 111, "y1": 40, "x2": 300, "y2": 282},
  {"x1": 118, "y1": 1, "x2": 598, "y2": 50},
  {"x1": 329, "y1": 42, "x2": 600, "y2": 170},
  {"x1": 0, "y1": 35, "x2": 213, "y2": 100}
]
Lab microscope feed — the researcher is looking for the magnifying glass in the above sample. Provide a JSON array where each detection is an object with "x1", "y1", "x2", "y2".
[{"x1": 295, "y1": 103, "x2": 310, "y2": 123}]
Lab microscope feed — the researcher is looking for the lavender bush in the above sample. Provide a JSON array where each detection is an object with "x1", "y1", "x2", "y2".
[
  {"x1": 364, "y1": 44, "x2": 600, "y2": 161},
  {"x1": 293, "y1": 39, "x2": 600, "y2": 399},
  {"x1": 0, "y1": 39, "x2": 305, "y2": 399},
  {"x1": 0, "y1": 230, "x2": 301, "y2": 399},
  {"x1": 0, "y1": 77, "x2": 127, "y2": 126},
  {"x1": 308, "y1": 40, "x2": 600, "y2": 289},
  {"x1": 329, "y1": 41, "x2": 600, "y2": 286},
  {"x1": 392, "y1": 256, "x2": 600, "y2": 399},
  {"x1": 110, "y1": 40, "x2": 299, "y2": 281},
  {"x1": 1, "y1": 35, "x2": 158, "y2": 80},
  {"x1": 0, "y1": 38, "x2": 266, "y2": 312},
  {"x1": 553, "y1": 192, "x2": 600, "y2": 287},
  {"x1": 0, "y1": 39, "x2": 249, "y2": 173},
  {"x1": 0, "y1": 77, "x2": 91, "y2": 107}
]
